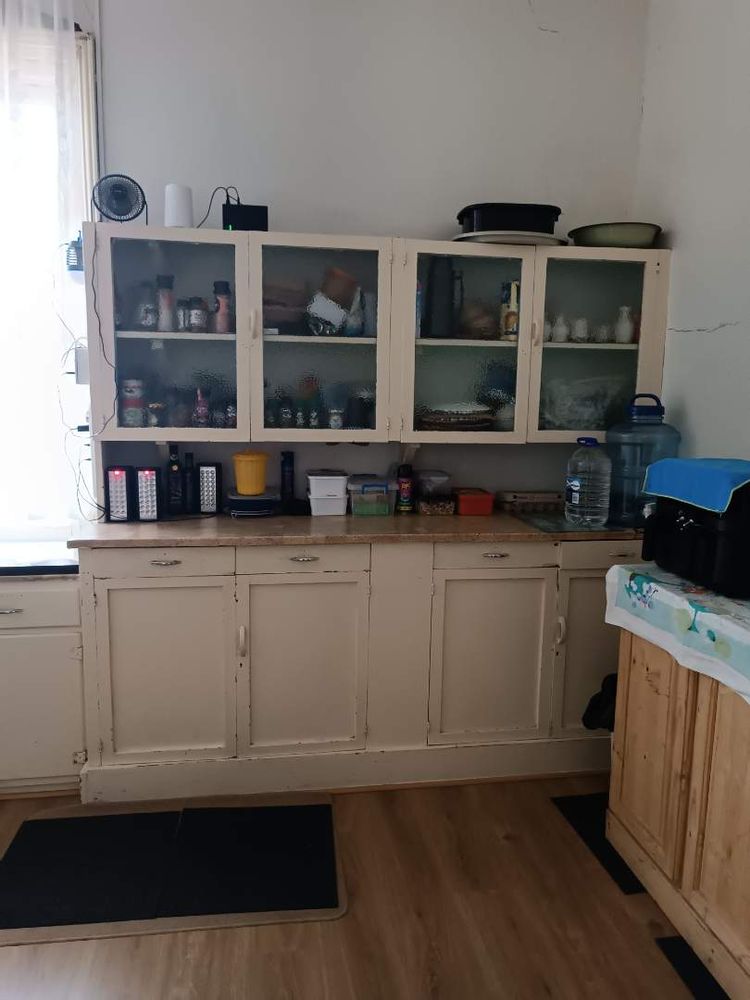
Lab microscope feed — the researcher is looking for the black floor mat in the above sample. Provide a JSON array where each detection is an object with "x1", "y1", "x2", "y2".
[
  {"x1": 551, "y1": 792, "x2": 645, "y2": 895},
  {"x1": 0, "y1": 804, "x2": 338, "y2": 930},
  {"x1": 656, "y1": 936, "x2": 729, "y2": 999}
]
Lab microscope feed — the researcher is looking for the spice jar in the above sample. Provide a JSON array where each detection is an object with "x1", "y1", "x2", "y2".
[
  {"x1": 188, "y1": 297, "x2": 208, "y2": 332},
  {"x1": 120, "y1": 379, "x2": 145, "y2": 427},
  {"x1": 212, "y1": 280, "x2": 233, "y2": 334},
  {"x1": 156, "y1": 274, "x2": 175, "y2": 332},
  {"x1": 328, "y1": 408, "x2": 344, "y2": 430},
  {"x1": 175, "y1": 299, "x2": 190, "y2": 332}
]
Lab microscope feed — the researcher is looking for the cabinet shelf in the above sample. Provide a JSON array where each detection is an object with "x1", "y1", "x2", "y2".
[
  {"x1": 116, "y1": 331, "x2": 237, "y2": 342},
  {"x1": 415, "y1": 338, "x2": 518, "y2": 348},
  {"x1": 542, "y1": 342, "x2": 638, "y2": 350},
  {"x1": 263, "y1": 335, "x2": 377, "y2": 345}
]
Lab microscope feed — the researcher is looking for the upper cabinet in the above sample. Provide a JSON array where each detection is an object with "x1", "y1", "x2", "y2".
[
  {"x1": 249, "y1": 233, "x2": 392, "y2": 442},
  {"x1": 394, "y1": 239, "x2": 534, "y2": 443},
  {"x1": 527, "y1": 248, "x2": 670, "y2": 443},
  {"x1": 85, "y1": 223, "x2": 250, "y2": 441},
  {"x1": 84, "y1": 226, "x2": 669, "y2": 445}
]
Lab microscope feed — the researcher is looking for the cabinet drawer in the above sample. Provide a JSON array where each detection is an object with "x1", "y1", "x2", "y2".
[
  {"x1": 237, "y1": 544, "x2": 370, "y2": 575},
  {"x1": 559, "y1": 539, "x2": 643, "y2": 570},
  {"x1": 89, "y1": 547, "x2": 234, "y2": 578},
  {"x1": 433, "y1": 541, "x2": 558, "y2": 570},
  {"x1": 0, "y1": 581, "x2": 80, "y2": 629}
]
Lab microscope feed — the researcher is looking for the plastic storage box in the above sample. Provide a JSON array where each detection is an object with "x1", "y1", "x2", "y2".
[
  {"x1": 308, "y1": 493, "x2": 348, "y2": 516},
  {"x1": 347, "y1": 475, "x2": 398, "y2": 516},
  {"x1": 307, "y1": 469, "x2": 348, "y2": 499},
  {"x1": 416, "y1": 469, "x2": 451, "y2": 496},
  {"x1": 455, "y1": 488, "x2": 494, "y2": 516}
]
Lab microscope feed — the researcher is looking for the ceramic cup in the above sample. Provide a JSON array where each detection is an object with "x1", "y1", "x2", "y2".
[
  {"x1": 551, "y1": 315, "x2": 569, "y2": 343},
  {"x1": 594, "y1": 323, "x2": 612, "y2": 343}
]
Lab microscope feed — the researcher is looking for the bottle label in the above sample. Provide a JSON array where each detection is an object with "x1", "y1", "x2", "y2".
[{"x1": 566, "y1": 476, "x2": 581, "y2": 505}]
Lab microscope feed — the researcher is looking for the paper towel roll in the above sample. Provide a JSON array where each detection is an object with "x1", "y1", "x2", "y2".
[{"x1": 164, "y1": 183, "x2": 194, "y2": 227}]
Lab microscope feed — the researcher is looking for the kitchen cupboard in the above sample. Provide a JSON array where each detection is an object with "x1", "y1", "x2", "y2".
[
  {"x1": 93, "y1": 576, "x2": 237, "y2": 763},
  {"x1": 0, "y1": 579, "x2": 84, "y2": 789},
  {"x1": 428, "y1": 567, "x2": 556, "y2": 743},
  {"x1": 84, "y1": 224, "x2": 670, "y2": 461},
  {"x1": 236, "y1": 571, "x2": 370, "y2": 754},
  {"x1": 607, "y1": 632, "x2": 750, "y2": 997}
]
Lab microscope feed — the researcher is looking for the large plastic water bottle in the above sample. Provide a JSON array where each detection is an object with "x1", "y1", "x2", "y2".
[
  {"x1": 565, "y1": 437, "x2": 612, "y2": 527},
  {"x1": 606, "y1": 394, "x2": 681, "y2": 526}
]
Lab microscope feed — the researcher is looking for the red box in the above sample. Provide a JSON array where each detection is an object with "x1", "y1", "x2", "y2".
[{"x1": 455, "y1": 488, "x2": 494, "y2": 516}]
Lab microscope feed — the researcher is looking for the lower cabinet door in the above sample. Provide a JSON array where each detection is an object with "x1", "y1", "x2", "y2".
[
  {"x1": 0, "y1": 631, "x2": 84, "y2": 782},
  {"x1": 682, "y1": 677, "x2": 750, "y2": 975},
  {"x1": 551, "y1": 569, "x2": 621, "y2": 737},
  {"x1": 237, "y1": 572, "x2": 369, "y2": 754},
  {"x1": 94, "y1": 577, "x2": 237, "y2": 763},
  {"x1": 428, "y1": 568, "x2": 556, "y2": 744},
  {"x1": 609, "y1": 633, "x2": 695, "y2": 880}
]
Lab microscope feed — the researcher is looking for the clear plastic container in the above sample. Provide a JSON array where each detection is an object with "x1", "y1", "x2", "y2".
[
  {"x1": 416, "y1": 469, "x2": 451, "y2": 496},
  {"x1": 565, "y1": 437, "x2": 612, "y2": 528},
  {"x1": 347, "y1": 475, "x2": 398, "y2": 516},
  {"x1": 307, "y1": 469, "x2": 349, "y2": 499},
  {"x1": 308, "y1": 494, "x2": 348, "y2": 516},
  {"x1": 606, "y1": 394, "x2": 681, "y2": 526}
]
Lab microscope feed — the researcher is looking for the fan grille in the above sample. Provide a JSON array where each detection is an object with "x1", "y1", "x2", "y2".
[{"x1": 92, "y1": 174, "x2": 146, "y2": 222}]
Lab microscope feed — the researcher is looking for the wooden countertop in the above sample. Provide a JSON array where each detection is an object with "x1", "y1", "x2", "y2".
[{"x1": 68, "y1": 514, "x2": 640, "y2": 549}]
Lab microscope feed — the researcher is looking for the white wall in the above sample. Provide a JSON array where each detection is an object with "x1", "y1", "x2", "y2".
[
  {"x1": 99, "y1": 0, "x2": 648, "y2": 239},
  {"x1": 632, "y1": 0, "x2": 750, "y2": 457}
]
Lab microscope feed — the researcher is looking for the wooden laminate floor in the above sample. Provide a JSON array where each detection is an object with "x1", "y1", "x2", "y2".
[{"x1": 0, "y1": 776, "x2": 689, "y2": 1000}]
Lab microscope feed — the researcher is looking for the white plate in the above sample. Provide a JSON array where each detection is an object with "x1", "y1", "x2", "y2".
[{"x1": 453, "y1": 230, "x2": 567, "y2": 246}]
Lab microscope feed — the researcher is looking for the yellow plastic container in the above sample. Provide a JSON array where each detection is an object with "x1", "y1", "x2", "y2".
[{"x1": 232, "y1": 450, "x2": 268, "y2": 496}]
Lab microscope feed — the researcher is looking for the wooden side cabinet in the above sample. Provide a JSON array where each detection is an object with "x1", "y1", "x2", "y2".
[
  {"x1": 609, "y1": 632, "x2": 696, "y2": 879},
  {"x1": 682, "y1": 676, "x2": 750, "y2": 979}
]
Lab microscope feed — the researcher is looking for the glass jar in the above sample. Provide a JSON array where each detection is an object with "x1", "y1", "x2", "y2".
[
  {"x1": 212, "y1": 280, "x2": 233, "y2": 334},
  {"x1": 156, "y1": 274, "x2": 175, "y2": 332},
  {"x1": 188, "y1": 297, "x2": 208, "y2": 332}
]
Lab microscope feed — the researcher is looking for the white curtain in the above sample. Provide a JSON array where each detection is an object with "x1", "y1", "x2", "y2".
[{"x1": 0, "y1": 0, "x2": 89, "y2": 540}]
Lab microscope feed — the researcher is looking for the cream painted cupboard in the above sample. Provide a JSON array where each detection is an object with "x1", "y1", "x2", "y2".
[
  {"x1": 93, "y1": 576, "x2": 237, "y2": 764},
  {"x1": 428, "y1": 567, "x2": 557, "y2": 743},
  {"x1": 0, "y1": 579, "x2": 85, "y2": 790},
  {"x1": 236, "y1": 571, "x2": 370, "y2": 754},
  {"x1": 84, "y1": 223, "x2": 670, "y2": 473}
]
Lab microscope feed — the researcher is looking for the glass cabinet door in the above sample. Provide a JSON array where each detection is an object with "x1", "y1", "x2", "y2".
[
  {"x1": 528, "y1": 251, "x2": 666, "y2": 441},
  {"x1": 250, "y1": 234, "x2": 391, "y2": 441},
  {"x1": 400, "y1": 241, "x2": 534, "y2": 442},
  {"x1": 90, "y1": 226, "x2": 249, "y2": 440}
]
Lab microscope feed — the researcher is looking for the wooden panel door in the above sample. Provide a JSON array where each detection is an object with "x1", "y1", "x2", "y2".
[
  {"x1": 609, "y1": 633, "x2": 696, "y2": 879},
  {"x1": 682, "y1": 677, "x2": 750, "y2": 975},
  {"x1": 428, "y1": 568, "x2": 556, "y2": 744},
  {"x1": 551, "y1": 569, "x2": 620, "y2": 737},
  {"x1": 237, "y1": 572, "x2": 369, "y2": 754},
  {"x1": 0, "y1": 631, "x2": 85, "y2": 781},
  {"x1": 94, "y1": 577, "x2": 237, "y2": 763}
]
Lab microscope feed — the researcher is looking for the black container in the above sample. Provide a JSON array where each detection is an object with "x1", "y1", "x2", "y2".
[
  {"x1": 457, "y1": 202, "x2": 562, "y2": 235},
  {"x1": 643, "y1": 487, "x2": 750, "y2": 598}
]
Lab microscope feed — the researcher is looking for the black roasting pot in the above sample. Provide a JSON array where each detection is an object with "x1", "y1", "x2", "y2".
[{"x1": 457, "y1": 203, "x2": 562, "y2": 235}]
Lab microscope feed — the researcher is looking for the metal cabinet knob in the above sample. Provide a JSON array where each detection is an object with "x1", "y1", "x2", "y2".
[
  {"x1": 482, "y1": 552, "x2": 509, "y2": 559},
  {"x1": 290, "y1": 555, "x2": 320, "y2": 563},
  {"x1": 0, "y1": 608, "x2": 23, "y2": 615},
  {"x1": 149, "y1": 559, "x2": 182, "y2": 567}
]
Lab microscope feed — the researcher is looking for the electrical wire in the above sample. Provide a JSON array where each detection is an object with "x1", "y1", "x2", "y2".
[{"x1": 196, "y1": 185, "x2": 241, "y2": 228}]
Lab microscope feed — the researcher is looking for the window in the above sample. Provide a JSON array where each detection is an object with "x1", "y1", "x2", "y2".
[{"x1": 0, "y1": 14, "x2": 99, "y2": 542}]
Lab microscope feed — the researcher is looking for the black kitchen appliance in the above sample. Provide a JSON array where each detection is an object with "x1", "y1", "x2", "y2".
[
  {"x1": 223, "y1": 201, "x2": 268, "y2": 231},
  {"x1": 642, "y1": 458, "x2": 750, "y2": 599},
  {"x1": 457, "y1": 202, "x2": 561, "y2": 235}
]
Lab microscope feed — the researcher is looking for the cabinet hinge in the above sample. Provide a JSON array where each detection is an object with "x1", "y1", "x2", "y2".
[
  {"x1": 72, "y1": 749, "x2": 87, "y2": 765},
  {"x1": 430, "y1": 582, "x2": 436, "y2": 597},
  {"x1": 402, "y1": 248, "x2": 408, "y2": 268},
  {"x1": 400, "y1": 414, "x2": 405, "y2": 432},
  {"x1": 386, "y1": 416, "x2": 391, "y2": 432}
]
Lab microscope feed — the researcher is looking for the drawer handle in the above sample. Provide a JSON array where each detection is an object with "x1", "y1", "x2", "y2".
[
  {"x1": 238, "y1": 625, "x2": 248, "y2": 658},
  {"x1": 556, "y1": 615, "x2": 567, "y2": 646},
  {"x1": 290, "y1": 555, "x2": 320, "y2": 563},
  {"x1": 482, "y1": 552, "x2": 509, "y2": 559},
  {"x1": 610, "y1": 552, "x2": 636, "y2": 558},
  {"x1": 150, "y1": 559, "x2": 182, "y2": 567},
  {"x1": 0, "y1": 608, "x2": 23, "y2": 615}
]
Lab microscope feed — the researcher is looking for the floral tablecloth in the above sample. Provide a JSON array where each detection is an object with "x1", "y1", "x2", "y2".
[{"x1": 606, "y1": 563, "x2": 750, "y2": 702}]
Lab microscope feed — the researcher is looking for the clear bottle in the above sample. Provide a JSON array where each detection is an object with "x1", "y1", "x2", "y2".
[
  {"x1": 606, "y1": 394, "x2": 681, "y2": 526},
  {"x1": 156, "y1": 274, "x2": 175, "y2": 332},
  {"x1": 565, "y1": 437, "x2": 612, "y2": 528}
]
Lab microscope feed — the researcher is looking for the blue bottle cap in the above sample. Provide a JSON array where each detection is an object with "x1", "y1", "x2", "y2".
[{"x1": 577, "y1": 437, "x2": 599, "y2": 446}]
